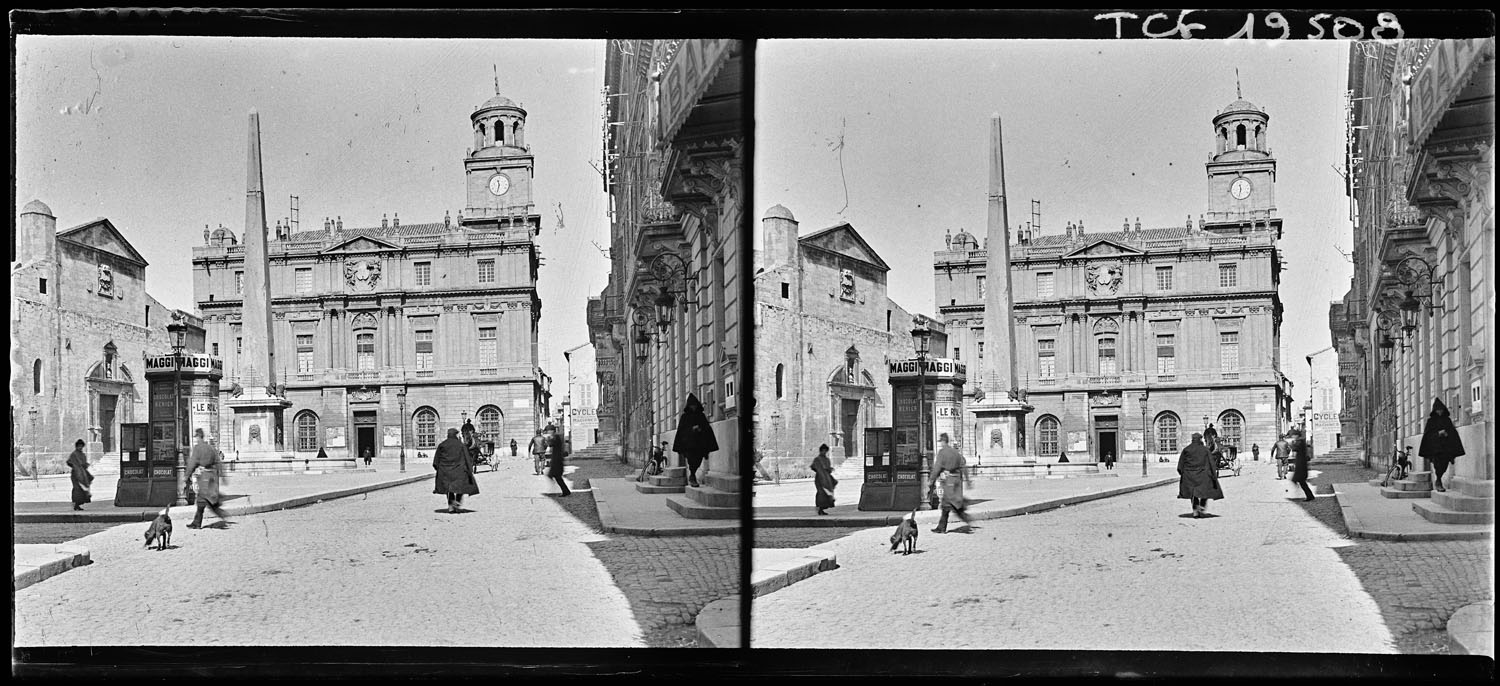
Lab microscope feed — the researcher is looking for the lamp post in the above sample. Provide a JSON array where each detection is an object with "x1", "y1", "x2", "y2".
[
  {"x1": 397, "y1": 388, "x2": 407, "y2": 473},
  {"x1": 634, "y1": 326, "x2": 652, "y2": 466},
  {"x1": 912, "y1": 322, "x2": 933, "y2": 510},
  {"x1": 1139, "y1": 393, "x2": 1149, "y2": 477},
  {"x1": 167, "y1": 320, "x2": 188, "y2": 506}
]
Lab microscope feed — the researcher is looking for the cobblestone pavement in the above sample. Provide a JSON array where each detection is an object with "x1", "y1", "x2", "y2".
[
  {"x1": 553, "y1": 458, "x2": 742, "y2": 648},
  {"x1": 1304, "y1": 461, "x2": 1493, "y2": 655},
  {"x1": 13, "y1": 461, "x2": 645, "y2": 647},
  {"x1": 753, "y1": 460, "x2": 1403, "y2": 652},
  {"x1": 13, "y1": 521, "x2": 122, "y2": 545},
  {"x1": 754, "y1": 527, "x2": 872, "y2": 550}
]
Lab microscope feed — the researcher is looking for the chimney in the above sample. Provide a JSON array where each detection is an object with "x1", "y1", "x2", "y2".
[
  {"x1": 1065, "y1": 222, "x2": 1074, "y2": 241},
  {"x1": 1134, "y1": 217, "x2": 1141, "y2": 233},
  {"x1": 1186, "y1": 214, "x2": 1193, "y2": 230},
  {"x1": 382, "y1": 213, "x2": 389, "y2": 229},
  {"x1": 1124, "y1": 217, "x2": 1130, "y2": 232},
  {"x1": 444, "y1": 210, "x2": 451, "y2": 228},
  {"x1": 393, "y1": 212, "x2": 400, "y2": 228},
  {"x1": 1077, "y1": 220, "x2": 1084, "y2": 236},
  {"x1": 336, "y1": 216, "x2": 343, "y2": 231},
  {"x1": 1198, "y1": 214, "x2": 1205, "y2": 230}
]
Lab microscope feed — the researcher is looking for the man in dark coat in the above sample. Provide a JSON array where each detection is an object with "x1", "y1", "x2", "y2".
[
  {"x1": 65, "y1": 439, "x2": 92, "y2": 511},
  {"x1": 433, "y1": 428, "x2": 479, "y2": 513},
  {"x1": 545, "y1": 424, "x2": 571, "y2": 496},
  {"x1": 1177, "y1": 432, "x2": 1223, "y2": 518},
  {"x1": 810, "y1": 444, "x2": 837, "y2": 515},
  {"x1": 186, "y1": 429, "x2": 230, "y2": 528},
  {"x1": 1203, "y1": 423, "x2": 1220, "y2": 452},
  {"x1": 929, "y1": 433, "x2": 973, "y2": 533},
  {"x1": 1289, "y1": 429, "x2": 1314, "y2": 501},
  {"x1": 671, "y1": 394, "x2": 718, "y2": 488},
  {"x1": 1418, "y1": 398, "x2": 1465, "y2": 492}
]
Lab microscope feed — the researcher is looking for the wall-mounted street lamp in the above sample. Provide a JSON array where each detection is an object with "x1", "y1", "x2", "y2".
[
  {"x1": 1378, "y1": 332, "x2": 1396, "y2": 367},
  {"x1": 648, "y1": 252, "x2": 699, "y2": 332}
]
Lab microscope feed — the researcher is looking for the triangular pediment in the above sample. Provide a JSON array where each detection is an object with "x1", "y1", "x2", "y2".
[
  {"x1": 322, "y1": 234, "x2": 401, "y2": 254},
  {"x1": 800, "y1": 223, "x2": 890, "y2": 271},
  {"x1": 1063, "y1": 239, "x2": 1145, "y2": 259},
  {"x1": 57, "y1": 218, "x2": 148, "y2": 266}
]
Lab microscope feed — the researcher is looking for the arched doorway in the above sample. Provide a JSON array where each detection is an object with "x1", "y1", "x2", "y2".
[{"x1": 827, "y1": 346, "x2": 881, "y2": 458}]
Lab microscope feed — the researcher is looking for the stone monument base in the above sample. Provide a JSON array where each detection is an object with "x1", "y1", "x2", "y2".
[
  {"x1": 970, "y1": 398, "x2": 1034, "y2": 465},
  {"x1": 225, "y1": 390, "x2": 292, "y2": 460}
]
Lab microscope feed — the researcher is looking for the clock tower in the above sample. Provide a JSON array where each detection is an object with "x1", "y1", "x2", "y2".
[
  {"x1": 1205, "y1": 95, "x2": 1277, "y2": 229},
  {"x1": 464, "y1": 87, "x2": 536, "y2": 222}
]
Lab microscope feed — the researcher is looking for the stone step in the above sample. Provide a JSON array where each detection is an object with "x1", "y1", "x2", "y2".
[
  {"x1": 1390, "y1": 478, "x2": 1433, "y2": 491},
  {"x1": 1367, "y1": 478, "x2": 1386, "y2": 488},
  {"x1": 661, "y1": 466, "x2": 688, "y2": 479},
  {"x1": 1451, "y1": 476, "x2": 1496, "y2": 499},
  {"x1": 686, "y1": 484, "x2": 742, "y2": 509},
  {"x1": 635, "y1": 482, "x2": 685, "y2": 495},
  {"x1": 649, "y1": 474, "x2": 688, "y2": 488},
  {"x1": 1432, "y1": 489, "x2": 1496, "y2": 513},
  {"x1": 665, "y1": 494, "x2": 741, "y2": 520},
  {"x1": 1413, "y1": 500, "x2": 1496, "y2": 525},
  {"x1": 1404, "y1": 471, "x2": 1434, "y2": 484},
  {"x1": 1380, "y1": 486, "x2": 1432, "y2": 499},
  {"x1": 704, "y1": 472, "x2": 740, "y2": 493}
]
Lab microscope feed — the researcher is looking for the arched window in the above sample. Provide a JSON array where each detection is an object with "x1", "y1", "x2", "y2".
[
  {"x1": 1218, "y1": 411, "x2": 1244, "y2": 450},
  {"x1": 294, "y1": 411, "x2": 319, "y2": 452},
  {"x1": 1037, "y1": 416, "x2": 1060, "y2": 456},
  {"x1": 33, "y1": 359, "x2": 42, "y2": 394},
  {"x1": 478, "y1": 122, "x2": 486, "y2": 142},
  {"x1": 415, "y1": 407, "x2": 439, "y2": 449},
  {"x1": 775, "y1": 364, "x2": 785, "y2": 399},
  {"x1": 1155, "y1": 412, "x2": 1180, "y2": 453},
  {"x1": 496, "y1": 120, "x2": 504, "y2": 144},
  {"x1": 103, "y1": 342, "x2": 118, "y2": 380},
  {"x1": 1236, "y1": 123, "x2": 1247, "y2": 149},
  {"x1": 477, "y1": 405, "x2": 502, "y2": 441}
]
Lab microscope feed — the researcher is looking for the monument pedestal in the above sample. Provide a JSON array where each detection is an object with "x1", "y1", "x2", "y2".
[
  {"x1": 971, "y1": 398, "x2": 1034, "y2": 465},
  {"x1": 225, "y1": 390, "x2": 292, "y2": 460}
]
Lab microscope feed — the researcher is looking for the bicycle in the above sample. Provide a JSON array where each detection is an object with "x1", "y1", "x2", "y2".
[{"x1": 1382, "y1": 446, "x2": 1413, "y2": 487}]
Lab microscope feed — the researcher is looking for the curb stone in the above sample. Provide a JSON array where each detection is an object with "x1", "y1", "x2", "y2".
[{"x1": 694, "y1": 594, "x2": 741, "y2": 648}]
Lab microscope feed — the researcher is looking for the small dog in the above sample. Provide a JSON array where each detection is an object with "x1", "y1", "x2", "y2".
[
  {"x1": 144, "y1": 509, "x2": 172, "y2": 550},
  {"x1": 888, "y1": 508, "x2": 919, "y2": 555}
]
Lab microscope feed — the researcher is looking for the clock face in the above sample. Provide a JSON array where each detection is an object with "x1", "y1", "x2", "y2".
[
  {"x1": 1230, "y1": 178, "x2": 1252, "y2": 200},
  {"x1": 488, "y1": 173, "x2": 511, "y2": 196}
]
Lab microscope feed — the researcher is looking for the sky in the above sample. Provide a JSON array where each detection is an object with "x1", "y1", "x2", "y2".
[
  {"x1": 756, "y1": 39, "x2": 1356, "y2": 403},
  {"x1": 14, "y1": 36, "x2": 611, "y2": 392}
]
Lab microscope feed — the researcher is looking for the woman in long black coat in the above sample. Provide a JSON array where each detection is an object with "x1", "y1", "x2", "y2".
[
  {"x1": 809, "y1": 444, "x2": 837, "y2": 515},
  {"x1": 1177, "y1": 433, "x2": 1224, "y2": 518},
  {"x1": 65, "y1": 439, "x2": 92, "y2": 511},
  {"x1": 433, "y1": 428, "x2": 479, "y2": 513},
  {"x1": 672, "y1": 394, "x2": 719, "y2": 488},
  {"x1": 1418, "y1": 398, "x2": 1465, "y2": 492}
]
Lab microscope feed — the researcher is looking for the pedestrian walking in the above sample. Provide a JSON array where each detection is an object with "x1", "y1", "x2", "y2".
[
  {"x1": 1271, "y1": 434, "x2": 1291, "y2": 480},
  {"x1": 1418, "y1": 398, "x2": 1465, "y2": 492},
  {"x1": 1288, "y1": 429, "x2": 1315, "y2": 502},
  {"x1": 361, "y1": 446, "x2": 373, "y2": 468},
  {"x1": 1203, "y1": 422, "x2": 1220, "y2": 453},
  {"x1": 1177, "y1": 432, "x2": 1223, "y2": 518},
  {"x1": 1102, "y1": 450, "x2": 1115, "y2": 470},
  {"x1": 671, "y1": 393, "x2": 718, "y2": 489},
  {"x1": 186, "y1": 429, "x2": 231, "y2": 528},
  {"x1": 529, "y1": 428, "x2": 549, "y2": 475},
  {"x1": 1251, "y1": 443, "x2": 1260, "y2": 462},
  {"x1": 810, "y1": 444, "x2": 837, "y2": 515},
  {"x1": 545, "y1": 423, "x2": 571, "y2": 496},
  {"x1": 929, "y1": 433, "x2": 974, "y2": 533},
  {"x1": 1057, "y1": 450, "x2": 1069, "y2": 463},
  {"x1": 509, "y1": 438, "x2": 518, "y2": 457},
  {"x1": 433, "y1": 427, "x2": 479, "y2": 513},
  {"x1": 66, "y1": 439, "x2": 93, "y2": 511}
]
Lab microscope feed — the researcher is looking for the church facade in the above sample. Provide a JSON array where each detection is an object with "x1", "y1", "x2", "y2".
[
  {"x1": 936, "y1": 97, "x2": 1292, "y2": 462},
  {"x1": 12, "y1": 200, "x2": 200, "y2": 472},
  {"x1": 753, "y1": 205, "x2": 933, "y2": 470},
  {"x1": 191, "y1": 90, "x2": 548, "y2": 460}
]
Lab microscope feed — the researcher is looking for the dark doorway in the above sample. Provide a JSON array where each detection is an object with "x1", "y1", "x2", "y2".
[
  {"x1": 357, "y1": 426, "x2": 376, "y2": 460},
  {"x1": 1098, "y1": 431, "x2": 1117, "y2": 462},
  {"x1": 99, "y1": 394, "x2": 118, "y2": 452},
  {"x1": 840, "y1": 399, "x2": 861, "y2": 457}
]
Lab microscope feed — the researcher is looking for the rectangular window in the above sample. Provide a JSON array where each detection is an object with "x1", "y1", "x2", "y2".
[
  {"x1": 212, "y1": 342, "x2": 219, "y2": 356},
  {"x1": 235, "y1": 271, "x2": 244, "y2": 294},
  {"x1": 781, "y1": 282, "x2": 789, "y2": 299},
  {"x1": 295, "y1": 268, "x2": 312, "y2": 293},
  {"x1": 296, "y1": 334, "x2": 315, "y2": 373},
  {"x1": 1038, "y1": 339, "x2": 1056, "y2": 380},
  {"x1": 977, "y1": 275, "x2": 986, "y2": 301},
  {"x1": 357, "y1": 332, "x2": 375, "y2": 371},
  {"x1": 1098, "y1": 337, "x2": 1117, "y2": 375},
  {"x1": 1037, "y1": 272, "x2": 1054, "y2": 299},
  {"x1": 953, "y1": 347, "x2": 960, "y2": 361},
  {"x1": 478, "y1": 259, "x2": 495, "y2": 284},
  {"x1": 1157, "y1": 417, "x2": 1180, "y2": 453},
  {"x1": 1155, "y1": 266, "x2": 1173, "y2": 291},
  {"x1": 1220, "y1": 332, "x2": 1240, "y2": 372},
  {"x1": 1219, "y1": 263, "x2": 1238, "y2": 288},
  {"x1": 415, "y1": 262, "x2": 432, "y2": 287},
  {"x1": 39, "y1": 278, "x2": 47, "y2": 294},
  {"x1": 415, "y1": 330, "x2": 434, "y2": 370},
  {"x1": 478, "y1": 327, "x2": 497, "y2": 372},
  {"x1": 1156, "y1": 334, "x2": 1176, "y2": 376}
]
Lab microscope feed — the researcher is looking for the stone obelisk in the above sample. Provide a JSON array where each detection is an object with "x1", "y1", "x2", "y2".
[
  {"x1": 225, "y1": 110, "x2": 292, "y2": 459},
  {"x1": 971, "y1": 114, "x2": 1033, "y2": 464}
]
